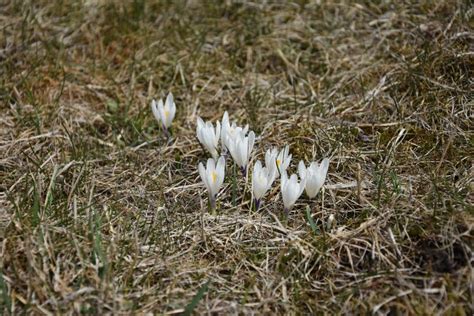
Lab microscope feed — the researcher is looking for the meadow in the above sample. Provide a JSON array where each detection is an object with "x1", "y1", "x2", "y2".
[{"x1": 1, "y1": 0, "x2": 472, "y2": 314}]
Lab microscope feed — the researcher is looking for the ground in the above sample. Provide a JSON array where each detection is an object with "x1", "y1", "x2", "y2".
[{"x1": 0, "y1": 0, "x2": 473, "y2": 314}]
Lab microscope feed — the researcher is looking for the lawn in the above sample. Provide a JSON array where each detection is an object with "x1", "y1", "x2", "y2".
[{"x1": 1, "y1": 0, "x2": 472, "y2": 314}]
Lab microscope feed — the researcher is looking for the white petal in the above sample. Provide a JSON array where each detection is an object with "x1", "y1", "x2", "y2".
[
  {"x1": 198, "y1": 162, "x2": 209, "y2": 191},
  {"x1": 197, "y1": 117, "x2": 204, "y2": 129},
  {"x1": 165, "y1": 92, "x2": 174, "y2": 109},
  {"x1": 240, "y1": 139, "x2": 248, "y2": 167},
  {"x1": 248, "y1": 131, "x2": 255, "y2": 157},
  {"x1": 151, "y1": 99, "x2": 161, "y2": 123},
  {"x1": 167, "y1": 93, "x2": 176, "y2": 125},
  {"x1": 215, "y1": 120, "x2": 221, "y2": 146},
  {"x1": 254, "y1": 160, "x2": 262, "y2": 174},
  {"x1": 157, "y1": 99, "x2": 165, "y2": 124},
  {"x1": 299, "y1": 176, "x2": 307, "y2": 196},
  {"x1": 298, "y1": 160, "x2": 307, "y2": 179},
  {"x1": 222, "y1": 111, "x2": 229, "y2": 127},
  {"x1": 217, "y1": 156, "x2": 226, "y2": 182},
  {"x1": 206, "y1": 158, "x2": 215, "y2": 173},
  {"x1": 220, "y1": 115, "x2": 229, "y2": 145},
  {"x1": 320, "y1": 158, "x2": 330, "y2": 177}
]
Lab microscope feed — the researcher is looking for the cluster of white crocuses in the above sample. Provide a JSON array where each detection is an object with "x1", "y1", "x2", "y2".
[
  {"x1": 195, "y1": 112, "x2": 330, "y2": 214},
  {"x1": 151, "y1": 96, "x2": 330, "y2": 214}
]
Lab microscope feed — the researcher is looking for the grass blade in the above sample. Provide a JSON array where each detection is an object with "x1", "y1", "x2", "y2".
[
  {"x1": 182, "y1": 280, "x2": 209, "y2": 316},
  {"x1": 0, "y1": 270, "x2": 11, "y2": 313}
]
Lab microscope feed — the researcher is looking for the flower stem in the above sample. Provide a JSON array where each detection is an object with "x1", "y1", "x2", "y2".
[
  {"x1": 240, "y1": 166, "x2": 247, "y2": 177},
  {"x1": 232, "y1": 163, "x2": 237, "y2": 206},
  {"x1": 254, "y1": 198, "x2": 261, "y2": 212},
  {"x1": 163, "y1": 125, "x2": 171, "y2": 139},
  {"x1": 209, "y1": 194, "x2": 216, "y2": 212}
]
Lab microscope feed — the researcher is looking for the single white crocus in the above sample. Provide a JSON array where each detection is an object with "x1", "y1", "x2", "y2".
[
  {"x1": 276, "y1": 145, "x2": 292, "y2": 174},
  {"x1": 280, "y1": 171, "x2": 306, "y2": 214},
  {"x1": 227, "y1": 131, "x2": 255, "y2": 175},
  {"x1": 221, "y1": 111, "x2": 249, "y2": 152},
  {"x1": 252, "y1": 160, "x2": 277, "y2": 211},
  {"x1": 196, "y1": 117, "x2": 221, "y2": 159},
  {"x1": 198, "y1": 156, "x2": 225, "y2": 210},
  {"x1": 151, "y1": 92, "x2": 176, "y2": 134},
  {"x1": 298, "y1": 158, "x2": 330, "y2": 198}
]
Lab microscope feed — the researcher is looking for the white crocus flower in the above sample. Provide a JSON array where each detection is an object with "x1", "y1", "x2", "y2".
[
  {"x1": 298, "y1": 158, "x2": 329, "y2": 198},
  {"x1": 221, "y1": 111, "x2": 249, "y2": 152},
  {"x1": 196, "y1": 117, "x2": 221, "y2": 159},
  {"x1": 276, "y1": 145, "x2": 292, "y2": 174},
  {"x1": 280, "y1": 171, "x2": 306, "y2": 214},
  {"x1": 198, "y1": 156, "x2": 225, "y2": 210},
  {"x1": 151, "y1": 92, "x2": 176, "y2": 132},
  {"x1": 227, "y1": 131, "x2": 255, "y2": 174},
  {"x1": 252, "y1": 160, "x2": 277, "y2": 210}
]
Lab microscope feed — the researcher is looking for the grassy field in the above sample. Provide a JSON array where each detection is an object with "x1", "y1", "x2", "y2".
[{"x1": 1, "y1": 0, "x2": 473, "y2": 314}]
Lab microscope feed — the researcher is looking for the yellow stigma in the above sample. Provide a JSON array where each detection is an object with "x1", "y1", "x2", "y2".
[
  {"x1": 276, "y1": 159, "x2": 281, "y2": 167},
  {"x1": 164, "y1": 110, "x2": 170, "y2": 118},
  {"x1": 211, "y1": 171, "x2": 217, "y2": 183}
]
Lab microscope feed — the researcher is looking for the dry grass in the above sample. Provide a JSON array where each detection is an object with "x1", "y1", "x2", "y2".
[{"x1": 1, "y1": 0, "x2": 473, "y2": 314}]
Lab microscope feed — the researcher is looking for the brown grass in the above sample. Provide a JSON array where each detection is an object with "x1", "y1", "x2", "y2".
[{"x1": 1, "y1": 0, "x2": 473, "y2": 314}]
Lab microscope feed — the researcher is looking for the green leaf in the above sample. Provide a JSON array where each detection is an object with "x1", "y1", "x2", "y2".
[
  {"x1": 183, "y1": 280, "x2": 210, "y2": 316},
  {"x1": 306, "y1": 206, "x2": 319, "y2": 235},
  {"x1": 31, "y1": 177, "x2": 41, "y2": 227},
  {"x1": 107, "y1": 100, "x2": 119, "y2": 113}
]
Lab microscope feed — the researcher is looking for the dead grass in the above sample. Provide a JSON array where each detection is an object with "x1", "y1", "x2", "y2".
[{"x1": 1, "y1": 0, "x2": 473, "y2": 314}]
